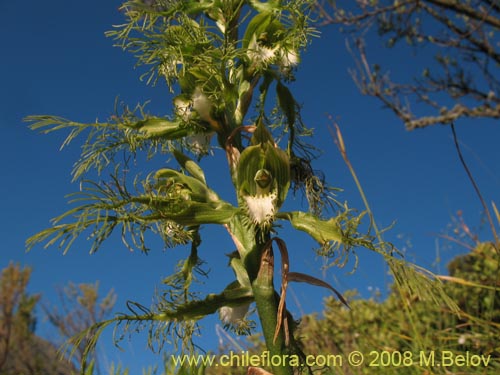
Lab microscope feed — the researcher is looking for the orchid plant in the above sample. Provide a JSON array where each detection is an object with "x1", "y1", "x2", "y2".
[{"x1": 26, "y1": 1, "x2": 458, "y2": 374}]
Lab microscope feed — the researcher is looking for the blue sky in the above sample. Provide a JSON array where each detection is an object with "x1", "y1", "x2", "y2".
[{"x1": 2, "y1": 0, "x2": 499, "y2": 372}]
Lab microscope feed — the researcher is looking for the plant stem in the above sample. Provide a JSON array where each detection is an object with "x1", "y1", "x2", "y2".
[
  {"x1": 252, "y1": 245, "x2": 292, "y2": 375},
  {"x1": 226, "y1": 216, "x2": 292, "y2": 374}
]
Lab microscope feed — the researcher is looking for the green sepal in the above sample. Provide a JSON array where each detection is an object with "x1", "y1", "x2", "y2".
[
  {"x1": 276, "y1": 81, "x2": 296, "y2": 127},
  {"x1": 229, "y1": 255, "x2": 252, "y2": 288},
  {"x1": 182, "y1": 0, "x2": 214, "y2": 16},
  {"x1": 154, "y1": 168, "x2": 240, "y2": 225},
  {"x1": 155, "y1": 168, "x2": 218, "y2": 203},
  {"x1": 237, "y1": 142, "x2": 290, "y2": 207},
  {"x1": 237, "y1": 144, "x2": 267, "y2": 197},
  {"x1": 133, "y1": 117, "x2": 188, "y2": 139},
  {"x1": 242, "y1": 12, "x2": 273, "y2": 50},
  {"x1": 188, "y1": 68, "x2": 220, "y2": 95},
  {"x1": 173, "y1": 149, "x2": 207, "y2": 184},
  {"x1": 153, "y1": 201, "x2": 238, "y2": 226},
  {"x1": 278, "y1": 211, "x2": 344, "y2": 244},
  {"x1": 263, "y1": 18, "x2": 286, "y2": 45},
  {"x1": 248, "y1": 0, "x2": 280, "y2": 13},
  {"x1": 178, "y1": 73, "x2": 196, "y2": 94},
  {"x1": 264, "y1": 145, "x2": 290, "y2": 207},
  {"x1": 222, "y1": 280, "x2": 253, "y2": 302},
  {"x1": 250, "y1": 119, "x2": 274, "y2": 146}
]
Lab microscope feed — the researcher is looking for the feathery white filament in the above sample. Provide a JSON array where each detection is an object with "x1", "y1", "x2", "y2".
[{"x1": 243, "y1": 191, "x2": 277, "y2": 225}]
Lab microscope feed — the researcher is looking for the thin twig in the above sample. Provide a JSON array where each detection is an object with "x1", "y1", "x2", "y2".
[
  {"x1": 328, "y1": 120, "x2": 382, "y2": 242},
  {"x1": 450, "y1": 122, "x2": 499, "y2": 248},
  {"x1": 432, "y1": 233, "x2": 475, "y2": 252}
]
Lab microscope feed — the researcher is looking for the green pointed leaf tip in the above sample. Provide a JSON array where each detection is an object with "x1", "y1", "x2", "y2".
[{"x1": 282, "y1": 211, "x2": 343, "y2": 244}]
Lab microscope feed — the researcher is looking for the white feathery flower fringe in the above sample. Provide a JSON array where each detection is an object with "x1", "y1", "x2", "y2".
[{"x1": 243, "y1": 191, "x2": 277, "y2": 226}]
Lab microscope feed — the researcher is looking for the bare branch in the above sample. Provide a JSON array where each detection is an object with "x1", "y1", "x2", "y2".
[
  {"x1": 426, "y1": 0, "x2": 500, "y2": 29},
  {"x1": 316, "y1": 0, "x2": 500, "y2": 128}
]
